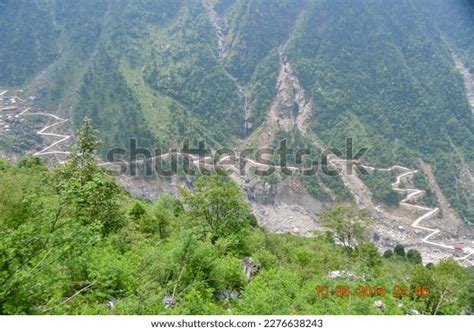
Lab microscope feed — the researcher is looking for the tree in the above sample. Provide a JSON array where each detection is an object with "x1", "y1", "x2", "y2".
[
  {"x1": 0, "y1": 159, "x2": 60, "y2": 313},
  {"x1": 54, "y1": 118, "x2": 124, "y2": 235},
  {"x1": 410, "y1": 259, "x2": 471, "y2": 314},
  {"x1": 319, "y1": 204, "x2": 372, "y2": 256},
  {"x1": 129, "y1": 201, "x2": 146, "y2": 221},
  {"x1": 407, "y1": 249, "x2": 422, "y2": 264},
  {"x1": 180, "y1": 170, "x2": 256, "y2": 245},
  {"x1": 150, "y1": 194, "x2": 183, "y2": 239},
  {"x1": 17, "y1": 155, "x2": 45, "y2": 169},
  {"x1": 394, "y1": 244, "x2": 406, "y2": 257}
]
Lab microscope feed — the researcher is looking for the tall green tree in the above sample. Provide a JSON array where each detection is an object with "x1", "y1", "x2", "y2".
[
  {"x1": 54, "y1": 118, "x2": 124, "y2": 235},
  {"x1": 180, "y1": 170, "x2": 256, "y2": 246},
  {"x1": 319, "y1": 204, "x2": 372, "y2": 256},
  {"x1": 410, "y1": 259, "x2": 471, "y2": 314}
]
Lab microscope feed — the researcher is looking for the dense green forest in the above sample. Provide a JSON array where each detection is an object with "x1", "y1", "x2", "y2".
[
  {"x1": 412, "y1": 171, "x2": 438, "y2": 208},
  {"x1": 1, "y1": 123, "x2": 473, "y2": 315},
  {"x1": 284, "y1": 0, "x2": 473, "y2": 222},
  {"x1": 0, "y1": 0, "x2": 472, "y2": 222},
  {"x1": 357, "y1": 170, "x2": 400, "y2": 206}
]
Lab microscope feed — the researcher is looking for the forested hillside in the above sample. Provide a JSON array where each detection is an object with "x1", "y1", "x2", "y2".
[
  {"x1": 0, "y1": 0, "x2": 472, "y2": 222},
  {"x1": 284, "y1": 0, "x2": 473, "y2": 221},
  {"x1": 1, "y1": 123, "x2": 472, "y2": 315}
]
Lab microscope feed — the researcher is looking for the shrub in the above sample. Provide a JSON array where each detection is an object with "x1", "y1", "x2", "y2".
[
  {"x1": 394, "y1": 244, "x2": 406, "y2": 257},
  {"x1": 383, "y1": 249, "x2": 393, "y2": 258},
  {"x1": 407, "y1": 249, "x2": 422, "y2": 264}
]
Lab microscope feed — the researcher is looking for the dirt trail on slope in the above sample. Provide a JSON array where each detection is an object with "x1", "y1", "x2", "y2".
[
  {"x1": 103, "y1": 144, "x2": 474, "y2": 264},
  {"x1": 1, "y1": 87, "x2": 71, "y2": 161},
  {"x1": 24, "y1": 111, "x2": 71, "y2": 157},
  {"x1": 457, "y1": 161, "x2": 474, "y2": 222},
  {"x1": 13, "y1": 4, "x2": 472, "y2": 264},
  {"x1": 222, "y1": 6, "x2": 474, "y2": 263}
]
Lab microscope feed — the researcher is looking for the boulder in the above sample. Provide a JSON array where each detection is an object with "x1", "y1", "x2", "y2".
[
  {"x1": 163, "y1": 295, "x2": 176, "y2": 309},
  {"x1": 107, "y1": 298, "x2": 117, "y2": 311},
  {"x1": 217, "y1": 290, "x2": 239, "y2": 302},
  {"x1": 243, "y1": 257, "x2": 260, "y2": 281},
  {"x1": 373, "y1": 300, "x2": 385, "y2": 312}
]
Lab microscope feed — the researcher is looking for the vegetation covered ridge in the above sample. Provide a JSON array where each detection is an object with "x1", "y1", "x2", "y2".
[{"x1": 0, "y1": 121, "x2": 472, "y2": 315}]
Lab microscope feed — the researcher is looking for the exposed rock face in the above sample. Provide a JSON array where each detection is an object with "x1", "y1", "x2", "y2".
[
  {"x1": 419, "y1": 161, "x2": 465, "y2": 229},
  {"x1": 257, "y1": 54, "x2": 314, "y2": 147},
  {"x1": 117, "y1": 164, "x2": 326, "y2": 236},
  {"x1": 202, "y1": 0, "x2": 250, "y2": 137},
  {"x1": 95, "y1": 149, "x2": 474, "y2": 267},
  {"x1": 243, "y1": 257, "x2": 260, "y2": 282},
  {"x1": 457, "y1": 161, "x2": 474, "y2": 224},
  {"x1": 373, "y1": 300, "x2": 385, "y2": 312},
  {"x1": 202, "y1": 0, "x2": 228, "y2": 59},
  {"x1": 163, "y1": 295, "x2": 176, "y2": 309},
  {"x1": 235, "y1": 175, "x2": 326, "y2": 236},
  {"x1": 255, "y1": 8, "x2": 312, "y2": 146}
]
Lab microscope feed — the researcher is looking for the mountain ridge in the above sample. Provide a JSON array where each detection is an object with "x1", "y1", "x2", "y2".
[{"x1": 0, "y1": 0, "x2": 472, "y2": 223}]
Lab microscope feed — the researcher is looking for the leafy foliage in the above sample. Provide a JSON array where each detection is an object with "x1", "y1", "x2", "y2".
[
  {"x1": 407, "y1": 249, "x2": 422, "y2": 265},
  {"x1": 412, "y1": 172, "x2": 438, "y2": 208},
  {"x1": 180, "y1": 170, "x2": 256, "y2": 246},
  {"x1": 0, "y1": 0, "x2": 59, "y2": 85},
  {"x1": 410, "y1": 259, "x2": 471, "y2": 314},
  {"x1": 358, "y1": 169, "x2": 400, "y2": 206},
  {"x1": 53, "y1": 119, "x2": 125, "y2": 235},
  {"x1": 286, "y1": 0, "x2": 473, "y2": 221},
  {"x1": 394, "y1": 244, "x2": 406, "y2": 258},
  {"x1": 0, "y1": 155, "x2": 472, "y2": 314},
  {"x1": 319, "y1": 204, "x2": 372, "y2": 256},
  {"x1": 0, "y1": 0, "x2": 471, "y2": 222}
]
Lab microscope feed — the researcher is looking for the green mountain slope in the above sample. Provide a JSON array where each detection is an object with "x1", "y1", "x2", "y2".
[
  {"x1": 0, "y1": 0, "x2": 59, "y2": 85},
  {"x1": 1, "y1": 153, "x2": 472, "y2": 314},
  {"x1": 0, "y1": 0, "x2": 472, "y2": 222},
  {"x1": 284, "y1": 0, "x2": 473, "y2": 221}
]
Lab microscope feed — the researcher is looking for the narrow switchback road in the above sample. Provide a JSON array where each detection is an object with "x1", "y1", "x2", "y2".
[
  {"x1": 359, "y1": 163, "x2": 473, "y2": 264},
  {"x1": 22, "y1": 110, "x2": 71, "y2": 157},
  {"x1": 23, "y1": 106, "x2": 473, "y2": 265}
]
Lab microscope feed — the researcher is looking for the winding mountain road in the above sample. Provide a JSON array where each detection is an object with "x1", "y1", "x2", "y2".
[
  {"x1": 23, "y1": 110, "x2": 71, "y2": 156},
  {"x1": 15, "y1": 8, "x2": 472, "y2": 264},
  {"x1": 358, "y1": 163, "x2": 473, "y2": 264},
  {"x1": 20, "y1": 104, "x2": 473, "y2": 265}
]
